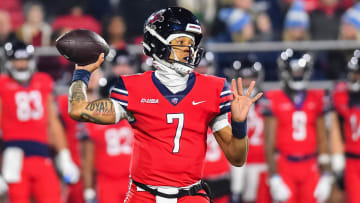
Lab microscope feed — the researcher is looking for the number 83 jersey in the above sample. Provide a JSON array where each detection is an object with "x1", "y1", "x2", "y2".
[
  {"x1": 0, "y1": 73, "x2": 53, "y2": 143},
  {"x1": 110, "y1": 71, "x2": 232, "y2": 187}
]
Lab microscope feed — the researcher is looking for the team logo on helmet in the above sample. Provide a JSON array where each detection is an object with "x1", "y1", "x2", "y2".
[
  {"x1": 149, "y1": 11, "x2": 164, "y2": 24},
  {"x1": 147, "y1": 9, "x2": 165, "y2": 30}
]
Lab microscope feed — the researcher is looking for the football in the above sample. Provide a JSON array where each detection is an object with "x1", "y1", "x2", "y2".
[{"x1": 55, "y1": 29, "x2": 109, "y2": 65}]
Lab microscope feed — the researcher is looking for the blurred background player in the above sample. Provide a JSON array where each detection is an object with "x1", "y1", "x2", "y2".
[
  {"x1": 0, "y1": 40, "x2": 79, "y2": 203},
  {"x1": 82, "y1": 69, "x2": 134, "y2": 203},
  {"x1": 332, "y1": 50, "x2": 360, "y2": 203},
  {"x1": 196, "y1": 53, "x2": 231, "y2": 203},
  {"x1": 264, "y1": 49, "x2": 334, "y2": 203},
  {"x1": 227, "y1": 57, "x2": 267, "y2": 203}
]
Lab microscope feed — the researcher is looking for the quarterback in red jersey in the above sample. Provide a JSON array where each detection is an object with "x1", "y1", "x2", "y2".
[
  {"x1": 67, "y1": 7, "x2": 262, "y2": 203},
  {"x1": 332, "y1": 50, "x2": 360, "y2": 203},
  {"x1": 264, "y1": 49, "x2": 333, "y2": 203},
  {"x1": 0, "y1": 40, "x2": 79, "y2": 203}
]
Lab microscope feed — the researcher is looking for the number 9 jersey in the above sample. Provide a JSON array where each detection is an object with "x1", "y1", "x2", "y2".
[
  {"x1": 110, "y1": 71, "x2": 232, "y2": 187},
  {"x1": 264, "y1": 89, "x2": 328, "y2": 155},
  {"x1": 0, "y1": 73, "x2": 53, "y2": 143}
]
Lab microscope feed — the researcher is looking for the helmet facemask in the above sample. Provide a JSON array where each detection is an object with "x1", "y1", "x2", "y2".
[
  {"x1": 142, "y1": 7, "x2": 204, "y2": 75},
  {"x1": 166, "y1": 33, "x2": 204, "y2": 68}
]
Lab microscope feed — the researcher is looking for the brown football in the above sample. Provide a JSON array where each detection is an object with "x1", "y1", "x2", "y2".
[{"x1": 55, "y1": 29, "x2": 109, "y2": 65}]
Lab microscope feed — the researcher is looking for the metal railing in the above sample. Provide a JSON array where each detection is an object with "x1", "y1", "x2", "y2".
[{"x1": 34, "y1": 40, "x2": 360, "y2": 56}]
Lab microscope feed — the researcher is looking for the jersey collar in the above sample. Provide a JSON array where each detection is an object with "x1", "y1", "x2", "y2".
[{"x1": 151, "y1": 72, "x2": 196, "y2": 106}]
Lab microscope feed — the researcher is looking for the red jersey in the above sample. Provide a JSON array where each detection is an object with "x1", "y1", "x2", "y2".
[
  {"x1": 333, "y1": 83, "x2": 360, "y2": 154},
  {"x1": 57, "y1": 94, "x2": 83, "y2": 166},
  {"x1": 246, "y1": 102, "x2": 266, "y2": 163},
  {"x1": 110, "y1": 71, "x2": 232, "y2": 187},
  {"x1": 86, "y1": 120, "x2": 133, "y2": 178},
  {"x1": 265, "y1": 89, "x2": 326, "y2": 155},
  {"x1": 203, "y1": 129, "x2": 230, "y2": 178},
  {"x1": 0, "y1": 73, "x2": 53, "y2": 143}
]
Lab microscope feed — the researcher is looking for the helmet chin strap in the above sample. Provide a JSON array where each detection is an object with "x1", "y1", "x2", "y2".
[{"x1": 153, "y1": 54, "x2": 193, "y2": 75}]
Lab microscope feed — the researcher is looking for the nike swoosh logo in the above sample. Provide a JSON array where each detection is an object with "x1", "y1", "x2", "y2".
[{"x1": 192, "y1": 101, "x2": 206, "y2": 105}]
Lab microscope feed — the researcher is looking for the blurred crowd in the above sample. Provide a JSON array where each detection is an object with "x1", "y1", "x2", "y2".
[{"x1": 1, "y1": 0, "x2": 360, "y2": 84}]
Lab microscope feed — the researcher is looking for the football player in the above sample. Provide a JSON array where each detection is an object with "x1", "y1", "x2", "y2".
[
  {"x1": 229, "y1": 58, "x2": 268, "y2": 203},
  {"x1": 67, "y1": 7, "x2": 262, "y2": 203},
  {"x1": 81, "y1": 69, "x2": 134, "y2": 203},
  {"x1": 332, "y1": 50, "x2": 360, "y2": 203},
  {"x1": 264, "y1": 49, "x2": 334, "y2": 203},
  {"x1": 0, "y1": 40, "x2": 79, "y2": 202}
]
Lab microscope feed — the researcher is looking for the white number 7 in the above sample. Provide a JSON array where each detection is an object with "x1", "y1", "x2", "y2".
[{"x1": 167, "y1": 113, "x2": 184, "y2": 153}]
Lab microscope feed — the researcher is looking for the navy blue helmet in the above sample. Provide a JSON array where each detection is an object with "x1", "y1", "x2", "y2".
[
  {"x1": 142, "y1": 7, "x2": 204, "y2": 67},
  {"x1": 3, "y1": 40, "x2": 36, "y2": 82},
  {"x1": 233, "y1": 58, "x2": 264, "y2": 81}
]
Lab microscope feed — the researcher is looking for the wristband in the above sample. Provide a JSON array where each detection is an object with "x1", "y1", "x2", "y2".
[
  {"x1": 231, "y1": 119, "x2": 247, "y2": 139},
  {"x1": 72, "y1": 69, "x2": 91, "y2": 86}
]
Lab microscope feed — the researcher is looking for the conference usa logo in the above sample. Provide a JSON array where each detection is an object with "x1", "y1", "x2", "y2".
[{"x1": 140, "y1": 98, "x2": 159, "y2": 104}]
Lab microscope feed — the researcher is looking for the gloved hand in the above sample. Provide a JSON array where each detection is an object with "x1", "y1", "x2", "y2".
[
  {"x1": 314, "y1": 173, "x2": 334, "y2": 203},
  {"x1": 56, "y1": 149, "x2": 80, "y2": 184},
  {"x1": 0, "y1": 176, "x2": 8, "y2": 196},
  {"x1": 331, "y1": 154, "x2": 345, "y2": 177},
  {"x1": 84, "y1": 188, "x2": 97, "y2": 203},
  {"x1": 269, "y1": 174, "x2": 291, "y2": 202}
]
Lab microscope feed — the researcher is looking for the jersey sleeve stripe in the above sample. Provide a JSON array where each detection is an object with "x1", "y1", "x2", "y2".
[
  {"x1": 111, "y1": 76, "x2": 128, "y2": 93},
  {"x1": 220, "y1": 105, "x2": 231, "y2": 115},
  {"x1": 219, "y1": 101, "x2": 231, "y2": 109},
  {"x1": 109, "y1": 77, "x2": 128, "y2": 109},
  {"x1": 220, "y1": 90, "x2": 232, "y2": 97},
  {"x1": 111, "y1": 87, "x2": 128, "y2": 95},
  {"x1": 110, "y1": 93, "x2": 128, "y2": 108},
  {"x1": 111, "y1": 97, "x2": 128, "y2": 107},
  {"x1": 218, "y1": 80, "x2": 232, "y2": 115}
]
